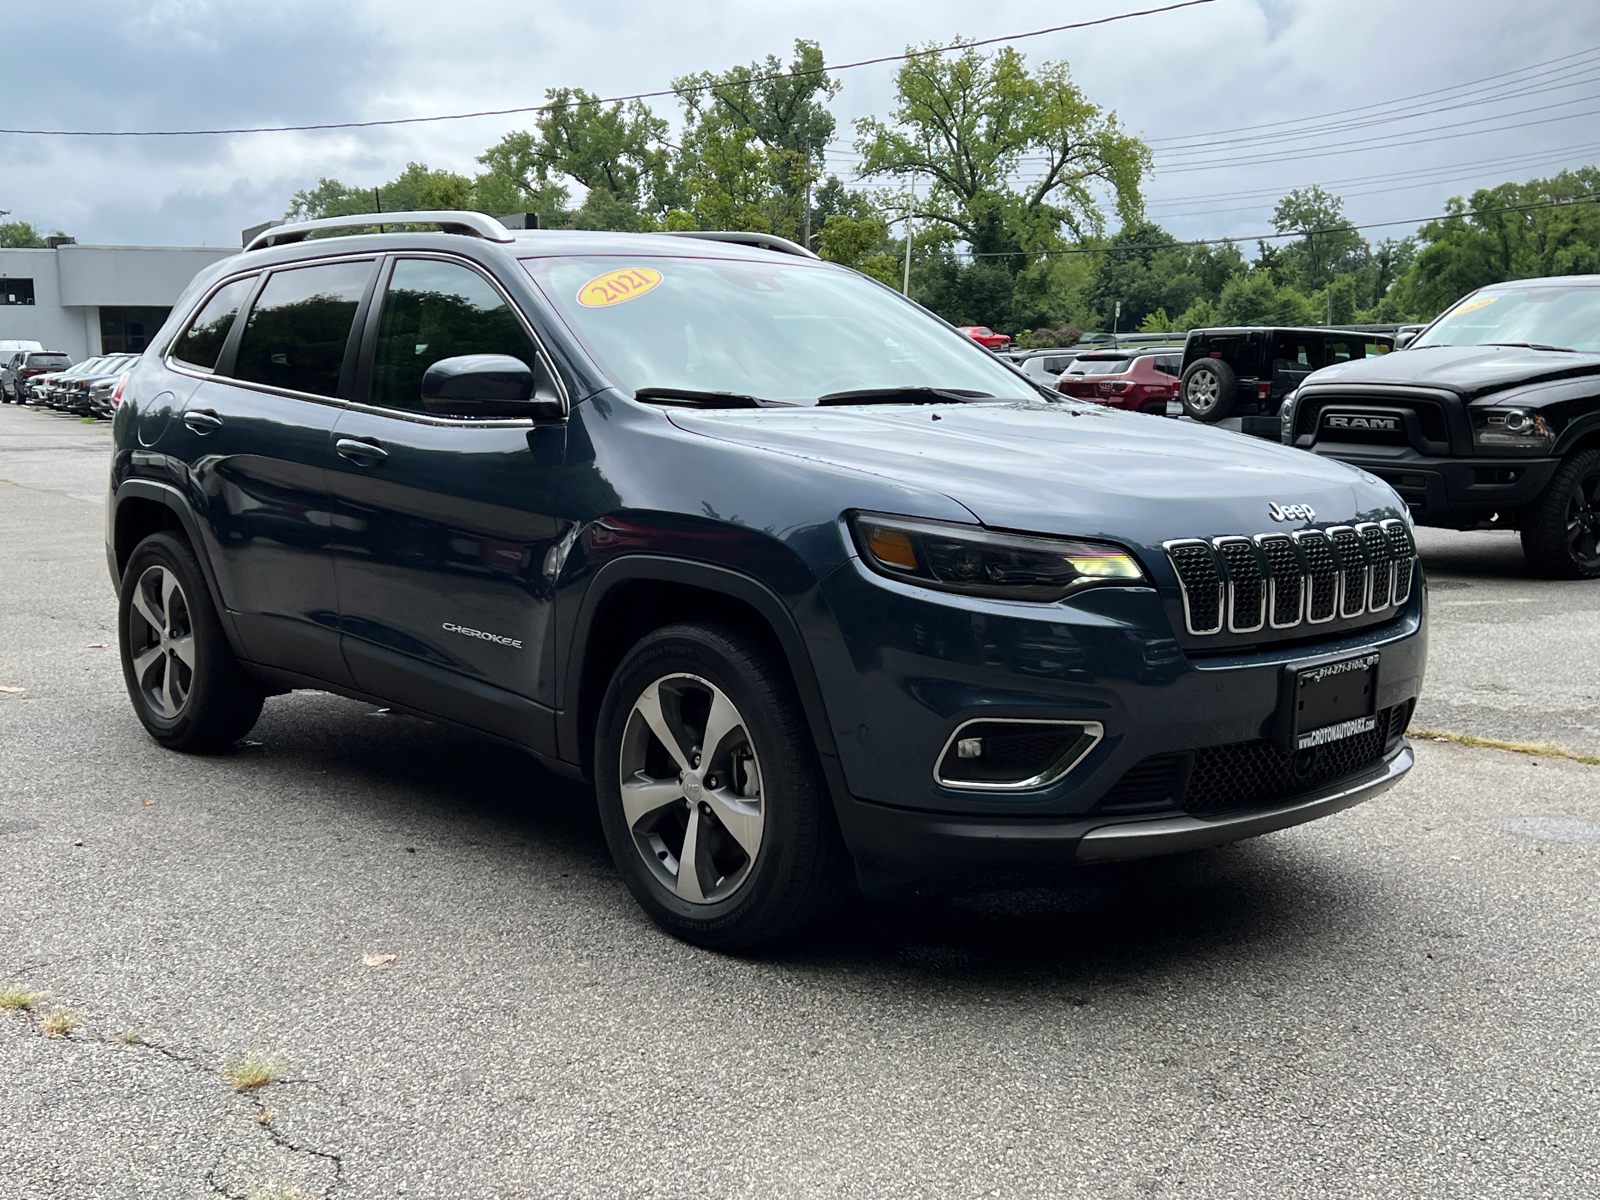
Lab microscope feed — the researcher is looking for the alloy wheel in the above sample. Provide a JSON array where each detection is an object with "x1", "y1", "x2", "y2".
[
  {"x1": 127, "y1": 565, "x2": 195, "y2": 720},
  {"x1": 617, "y1": 673, "x2": 765, "y2": 904},
  {"x1": 1186, "y1": 370, "x2": 1219, "y2": 414},
  {"x1": 1566, "y1": 467, "x2": 1600, "y2": 569}
]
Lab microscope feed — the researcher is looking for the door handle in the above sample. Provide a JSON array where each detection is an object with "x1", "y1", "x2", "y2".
[
  {"x1": 183, "y1": 409, "x2": 223, "y2": 433},
  {"x1": 335, "y1": 437, "x2": 389, "y2": 463}
]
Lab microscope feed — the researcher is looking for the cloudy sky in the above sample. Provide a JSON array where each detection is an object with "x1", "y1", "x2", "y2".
[{"x1": 2, "y1": 0, "x2": 1596, "y2": 250}]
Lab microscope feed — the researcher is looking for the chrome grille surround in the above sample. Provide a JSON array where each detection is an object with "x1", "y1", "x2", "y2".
[
  {"x1": 1214, "y1": 537, "x2": 1266, "y2": 633},
  {"x1": 1327, "y1": 526, "x2": 1368, "y2": 619},
  {"x1": 1165, "y1": 523, "x2": 1418, "y2": 638},
  {"x1": 1165, "y1": 539, "x2": 1223, "y2": 635}
]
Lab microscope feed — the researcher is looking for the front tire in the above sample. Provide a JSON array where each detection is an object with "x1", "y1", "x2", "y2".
[
  {"x1": 118, "y1": 532, "x2": 265, "y2": 751},
  {"x1": 1520, "y1": 449, "x2": 1600, "y2": 579},
  {"x1": 594, "y1": 622, "x2": 848, "y2": 950},
  {"x1": 1180, "y1": 358, "x2": 1238, "y2": 422}
]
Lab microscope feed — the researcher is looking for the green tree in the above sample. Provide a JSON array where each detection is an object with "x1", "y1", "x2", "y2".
[
  {"x1": 1087, "y1": 222, "x2": 1244, "y2": 330},
  {"x1": 477, "y1": 90, "x2": 674, "y2": 231},
  {"x1": 855, "y1": 44, "x2": 1148, "y2": 258},
  {"x1": 0, "y1": 221, "x2": 46, "y2": 247},
  {"x1": 674, "y1": 40, "x2": 837, "y2": 241},
  {"x1": 1391, "y1": 168, "x2": 1600, "y2": 318},
  {"x1": 1271, "y1": 186, "x2": 1369, "y2": 294},
  {"x1": 1218, "y1": 273, "x2": 1314, "y2": 326}
]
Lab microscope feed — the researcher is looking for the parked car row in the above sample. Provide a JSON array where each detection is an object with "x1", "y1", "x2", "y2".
[{"x1": 5, "y1": 352, "x2": 136, "y2": 417}]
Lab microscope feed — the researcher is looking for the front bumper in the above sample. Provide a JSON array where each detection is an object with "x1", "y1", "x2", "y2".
[
  {"x1": 838, "y1": 741, "x2": 1412, "y2": 890},
  {"x1": 1311, "y1": 443, "x2": 1559, "y2": 526}
]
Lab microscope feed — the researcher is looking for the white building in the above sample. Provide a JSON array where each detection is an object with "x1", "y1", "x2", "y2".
[{"x1": 0, "y1": 241, "x2": 236, "y2": 362}]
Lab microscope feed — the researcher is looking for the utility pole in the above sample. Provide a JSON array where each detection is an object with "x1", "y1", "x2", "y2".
[
  {"x1": 1112, "y1": 300, "x2": 1121, "y2": 347},
  {"x1": 804, "y1": 178, "x2": 812, "y2": 251},
  {"x1": 902, "y1": 171, "x2": 916, "y2": 296}
]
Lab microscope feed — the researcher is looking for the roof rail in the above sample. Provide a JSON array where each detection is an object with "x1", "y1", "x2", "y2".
[
  {"x1": 663, "y1": 230, "x2": 820, "y2": 260},
  {"x1": 243, "y1": 211, "x2": 515, "y2": 253}
]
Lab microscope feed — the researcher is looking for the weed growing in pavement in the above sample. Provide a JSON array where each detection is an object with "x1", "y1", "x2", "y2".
[
  {"x1": 247, "y1": 1183, "x2": 314, "y2": 1200},
  {"x1": 1412, "y1": 727, "x2": 1600, "y2": 765},
  {"x1": 116, "y1": 1029, "x2": 145, "y2": 1045},
  {"x1": 255, "y1": 1107, "x2": 275, "y2": 1126},
  {"x1": 40, "y1": 1009, "x2": 81, "y2": 1039},
  {"x1": 222, "y1": 1052, "x2": 285, "y2": 1092},
  {"x1": 0, "y1": 984, "x2": 40, "y2": 1011}
]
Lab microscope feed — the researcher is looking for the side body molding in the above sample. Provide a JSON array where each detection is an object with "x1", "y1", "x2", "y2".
[{"x1": 557, "y1": 555, "x2": 850, "y2": 807}]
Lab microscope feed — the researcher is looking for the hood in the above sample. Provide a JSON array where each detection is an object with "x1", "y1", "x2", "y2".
[
  {"x1": 666, "y1": 401, "x2": 1394, "y2": 546},
  {"x1": 1305, "y1": 344, "x2": 1600, "y2": 399}
]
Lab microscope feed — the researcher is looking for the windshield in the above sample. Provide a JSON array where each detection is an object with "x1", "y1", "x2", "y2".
[
  {"x1": 520, "y1": 255, "x2": 1038, "y2": 405},
  {"x1": 1068, "y1": 358, "x2": 1133, "y2": 376},
  {"x1": 1417, "y1": 285, "x2": 1600, "y2": 352}
]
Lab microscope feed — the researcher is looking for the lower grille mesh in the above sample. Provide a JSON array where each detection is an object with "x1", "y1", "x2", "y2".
[{"x1": 1093, "y1": 702, "x2": 1412, "y2": 817}]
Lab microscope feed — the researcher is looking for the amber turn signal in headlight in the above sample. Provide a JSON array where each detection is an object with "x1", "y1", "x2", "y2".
[{"x1": 849, "y1": 513, "x2": 1147, "y2": 601}]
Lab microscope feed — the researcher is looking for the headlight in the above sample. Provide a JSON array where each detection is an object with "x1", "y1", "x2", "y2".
[
  {"x1": 1472, "y1": 408, "x2": 1554, "y2": 455},
  {"x1": 1279, "y1": 390, "x2": 1299, "y2": 445},
  {"x1": 849, "y1": 512, "x2": 1147, "y2": 601}
]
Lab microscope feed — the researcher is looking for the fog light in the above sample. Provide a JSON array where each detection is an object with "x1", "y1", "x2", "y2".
[{"x1": 935, "y1": 719, "x2": 1104, "y2": 790}]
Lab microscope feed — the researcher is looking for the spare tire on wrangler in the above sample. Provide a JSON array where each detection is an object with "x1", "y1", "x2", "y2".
[{"x1": 1181, "y1": 357, "x2": 1238, "y2": 422}]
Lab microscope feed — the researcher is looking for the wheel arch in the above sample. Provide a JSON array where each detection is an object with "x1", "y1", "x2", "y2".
[
  {"x1": 559, "y1": 556, "x2": 847, "y2": 801},
  {"x1": 111, "y1": 479, "x2": 244, "y2": 655}
]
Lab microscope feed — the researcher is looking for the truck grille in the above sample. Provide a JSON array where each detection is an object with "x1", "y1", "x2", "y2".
[{"x1": 1165, "y1": 521, "x2": 1416, "y2": 638}]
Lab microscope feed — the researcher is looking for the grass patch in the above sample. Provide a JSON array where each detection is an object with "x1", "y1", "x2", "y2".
[
  {"x1": 40, "y1": 1009, "x2": 81, "y2": 1039},
  {"x1": 0, "y1": 984, "x2": 40, "y2": 1011},
  {"x1": 222, "y1": 1052, "x2": 285, "y2": 1092},
  {"x1": 1411, "y1": 728, "x2": 1600, "y2": 765}
]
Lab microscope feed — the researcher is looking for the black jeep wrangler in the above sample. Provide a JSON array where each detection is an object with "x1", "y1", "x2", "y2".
[
  {"x1": 1280, "y1": 274, "x2": 1600, "y2": 578},
  {"x1": 1180, "y1": 327, "x2": 1396, "y2": 424}
]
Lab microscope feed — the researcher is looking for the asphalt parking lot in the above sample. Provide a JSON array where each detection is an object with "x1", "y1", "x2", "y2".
[{"x1": 3, "y1": 402, "x2": 1598, "y2": 1199}]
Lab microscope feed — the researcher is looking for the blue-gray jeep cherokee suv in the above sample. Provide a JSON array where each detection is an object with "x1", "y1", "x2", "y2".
[{"x1": 106, "y1": 212, "x2": 1427, "y2": 948}]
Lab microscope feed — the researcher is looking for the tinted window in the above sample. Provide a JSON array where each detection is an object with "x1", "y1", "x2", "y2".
[
  {"x1": 172, "y1": 276, "x2": 256, "y2": 371},
  {"x1": 26, "y1": 354, "x2": 69, "y2": 369},
  {"x1": 1068, "y1": 358, "x2": 1133, "y2": 375},
  {"x1": 1324, "y1": 340, "x2": 1362, "y2": 364},
  {"x1": 1273, "y1": 335, "x2": 1317, "y2": 370},
  {"x1": 232, "y1": 261, "x2": 371, "y2": 397},
  {"x1": 1, "y1": 279, "x2": 35, "y2": 306},
  {"x1": 370, "y1": 259, "x2": 543, "y2": 413}
]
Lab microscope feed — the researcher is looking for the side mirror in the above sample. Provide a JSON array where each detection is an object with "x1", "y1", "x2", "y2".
[
  {"x1": 420, "y1": 354, "x2": 564, "y2": 420},
  {"x1": 1395, "y1": 331, "x2": 1416, "y2": 350}
]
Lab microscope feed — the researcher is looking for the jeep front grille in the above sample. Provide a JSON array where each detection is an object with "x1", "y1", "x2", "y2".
[{"x1": 1164, "y1": 520, "x2": 1416, "y2": 637}]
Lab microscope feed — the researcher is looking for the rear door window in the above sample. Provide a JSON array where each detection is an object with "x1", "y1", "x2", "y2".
[
  {"x1": 1273, "y1": 335, "x2": 1318, "y2": 370},
  {"x1": 232, "y1": 261, "x2": 373, "y2": 397},
  {"x1": 171, "y1": 276, "x2": 257, "y2": 372},
  {"x1": 1323, "y1": 339, "x2": 1363, "y2": 364}
]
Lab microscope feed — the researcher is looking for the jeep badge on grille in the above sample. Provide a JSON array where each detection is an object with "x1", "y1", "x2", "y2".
[{"x1": 1268, "y1": 502, "x2": 1316, "y2": 523}]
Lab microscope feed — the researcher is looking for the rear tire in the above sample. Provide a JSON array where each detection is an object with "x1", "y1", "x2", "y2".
[
  {"x1": 118, "y1": 532, "x2": 266, "y2": 751},
  {"x1": 1180, "y1": 358, "x2": 1238, "y2": 422},
  {"x1": 594, "y1": 622, "x2": 850, "y2": 951},
  {"x1": 1520, "y1": 449, "x2": 1600, "y2": 579}
]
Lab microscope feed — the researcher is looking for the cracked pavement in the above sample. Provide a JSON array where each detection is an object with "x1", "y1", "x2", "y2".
[{"x1": 3, "y1": 402, "x2": 1599, "y2": 1198}]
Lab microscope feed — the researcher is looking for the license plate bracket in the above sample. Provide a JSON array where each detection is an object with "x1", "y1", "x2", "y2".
[{"x1": 1276, "y1": 652, "x2": 1380, "y2": 751}]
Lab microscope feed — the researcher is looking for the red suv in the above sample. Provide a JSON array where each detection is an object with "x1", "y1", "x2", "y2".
[
  {"x1": 1055, "y1": 350, "x2": 1182, "y2": 413},
  {"x1": 957, "y1": 325, "x2": 1011, "y2": 350}
]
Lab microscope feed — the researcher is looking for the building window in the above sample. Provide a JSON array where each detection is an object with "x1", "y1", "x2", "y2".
[
  {"x1": 100, "y1": 306, "x2": 172, "y2": 353},
  {"x1": 1, "y1": 279, "x2": 35, "y2": 306}
]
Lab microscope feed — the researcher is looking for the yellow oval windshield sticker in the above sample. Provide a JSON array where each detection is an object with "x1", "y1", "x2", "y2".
[
  {"x1": 1447, "y1": 295, "x2": 1499, "y2": 317},
  {"x1": 578, "y1": 267, "x2": 663, "y2": 308}
]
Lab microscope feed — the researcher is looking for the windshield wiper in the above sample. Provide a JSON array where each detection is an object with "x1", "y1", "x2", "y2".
[
  {"x1": 632, "y1": 386, "x2": 771, "y2": 409},
  {"x1": 1483, "y1": 342, "x2": 1576, "y2": 353},
  {"x1": 816, "y1": 387, "x2": 994, "y2": 406}
]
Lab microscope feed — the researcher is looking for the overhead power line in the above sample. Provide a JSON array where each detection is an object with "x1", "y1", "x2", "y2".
[
  {"x1": 958, "y1": 193, "x2": 1600, "y2": 257},
  {"x1": 1145, "y1": 44, "x2": 1600, "y2": 147},
  {"x1": 0, "y1": 0, "x2": 1214, "y2": 138}
]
